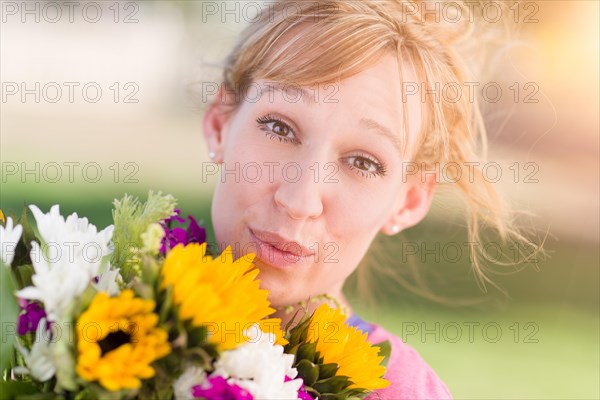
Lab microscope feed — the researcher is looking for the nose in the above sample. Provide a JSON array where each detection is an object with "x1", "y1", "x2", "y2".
[{"x1": 273, "y1": 162, "x2": 324, "y2": 220}]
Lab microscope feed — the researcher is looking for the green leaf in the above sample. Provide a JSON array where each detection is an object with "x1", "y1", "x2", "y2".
[
  {"x1": 71, "y1": 285, "x2": 97, "y2": 318},
  {"x1": 83, "y1": 383, "x2": 130, "y2": 400},
  {"x1": 285, "y1": 314, "x2": 311, "y2": 348},
  {"x1": 7, "y1": 207, "x2": 35, "y2": 269},
  {"x1": 14, "y1": 264, "x2": 34, "y2": 289},
  {"x1": 72, "y1": 387, "x2": 96, "y2": 400},
  {"x1": 297, "y1": 342, "x2": 317, "y2": 362},
  {"x1": 111, "y1": 191, "x2": 177, "y2": 278},
  {"x1": 18, "y1": 206, "x2": 36, "y2": 248},
  {"x1": 318, "y1": 363, "x2": 338, "y2": 380},
  {"x1": 185, "y1": 345, "x2": 217, "y2": 367},
  {"x1": 283, "y1": 308, "x2": 306, "y2": 333},
  {"x1": 0, "y1": 380, "x2": 38, "y2": 399},
  {"x1": 187, "y1": 326, "x2": 209, "y2": 348},
  {"x1": 297, "y1": 318, "x2": 310, "y2": 343},
  {"x1": 373, "y1": 340, "x2": 392, "y2": 369},
  {"x1": 16, "y1": 395, "x2": 65, "y2": 400},
  {"x1": 314, "y1": 350, "x2": 324, "y2": 364},
  {"x1": 296, "y1": 359, "x2": 319, "y2": 387},
  {"x1": 158, "y1": 285, "x2": 173, "y2": 325},
  {"x1": 51, "y1": 315, "x2": 78, "y2": 391},
  {"x1": 340, "y1": 388, "x2": 368, "y2": 399},
  {"x1": 140, "y1": 254, "x2": 161, "y2": 289},
  {"x1": 286, "y1": 343, "x2": 300, "y2": 356},
  {"x1": 313, "y1": 375, "x2": 351, "y2": 394},
  {"x1": 0, "y1": 261, "x2": 19, "y2": 372},
  {"x1": 319, "y1": 394, "x2": 346, "y2": 400}
]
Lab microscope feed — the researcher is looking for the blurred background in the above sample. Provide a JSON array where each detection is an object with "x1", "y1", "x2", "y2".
[{"x1": 1, "y1": 1, "x2": 598, "y2": 398}]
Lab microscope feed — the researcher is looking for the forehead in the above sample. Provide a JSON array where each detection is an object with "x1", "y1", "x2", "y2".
[{"x1": 335, "y1": 53, "x2": 410, "y2": 114}]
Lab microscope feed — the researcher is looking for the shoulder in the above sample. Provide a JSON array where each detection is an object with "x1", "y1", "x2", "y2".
[{"x1": 365, "y1": 324, "x2": 453, "y2": 400}]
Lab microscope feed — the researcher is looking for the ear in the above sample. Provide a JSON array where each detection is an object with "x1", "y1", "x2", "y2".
[
  {"x1": 382, "y1": 172, "x2": 437, "y2": 235},
  {"x1": 202, "y1": 87, "x2": 234, "y2": 163}
]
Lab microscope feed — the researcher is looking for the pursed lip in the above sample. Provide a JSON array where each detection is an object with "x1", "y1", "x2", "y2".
[{"x1": 249, "y1": 228, "x2": 315, "y2": 258}]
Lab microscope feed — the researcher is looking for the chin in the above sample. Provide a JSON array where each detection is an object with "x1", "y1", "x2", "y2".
[
  {"x1": 255, "y1": 268, "x2": 302, "y2": 307},
  {"x1": 257, "y1": 274, "x2": 288, "y2": 307}
]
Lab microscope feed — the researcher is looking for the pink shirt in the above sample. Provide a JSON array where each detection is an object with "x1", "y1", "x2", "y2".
[{"x1": 347, "y1": 315, "x2": 453, "y2": 400}]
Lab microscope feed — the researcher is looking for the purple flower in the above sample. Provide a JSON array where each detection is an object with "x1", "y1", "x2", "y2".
[
  {"x1": 192, "y1": 376, "x2": 253, "y2": 400},
  {"x1": 17, "y1": 300, "x2": 49, "y2": 336},
  {"x1": 160, "y1": 209, "x2": 207, "y2": 254},
  {"x1": 164, "y1": 208, "x2": 186, "y2": 225},
  {"x1": 298, "y1": 388, "x2": 314, "y2": 400},
  {"x1": 187, "y1": 216, "x2": 206, "y2": 244},
  {"x1": 285, "y1": 376, "x2": 314, "y2": 400}
]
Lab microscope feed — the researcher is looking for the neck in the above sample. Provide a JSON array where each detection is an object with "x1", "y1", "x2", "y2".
[{"x1": 271, "y1": 291, "x2": 354, "y2": 329}]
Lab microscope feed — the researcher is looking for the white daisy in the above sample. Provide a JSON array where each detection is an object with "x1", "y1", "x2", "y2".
[
  {"x1": 0, "y1": 216, "x2": 23, "y2": 266},
  {"x1": 92, "y1": 265, "x2": 122, "y2": 296},
  {"x1": 173, "y1": 364, "x2": 207, "y2": 400},
  {"x1": 18, "y1": 242, "x2": 92, "y2": 321},
  {"x1": 211, "y1": 324, "x2": 303, "y2": 400},
  {"x1": 29, "y1": 204, "x2": 114, "y2": 275},
  {"x1": 17, "y1": 205, "x2": 115, "y2": 321},
  {"x1": 13, "y1": 318, "x2": 56, "y2": 382}
]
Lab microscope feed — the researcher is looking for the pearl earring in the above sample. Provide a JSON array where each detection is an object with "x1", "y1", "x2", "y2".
[
  {"x1": 391, "y1": 225, "x2": 400, "y2": 234},
  {"x1": 208, "y1": 151, "x2": 216, "y2": 159}
]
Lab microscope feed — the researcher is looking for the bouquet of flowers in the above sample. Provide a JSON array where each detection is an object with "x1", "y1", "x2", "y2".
[{"x1": 0, "y1": 191, "x2": 390, "y2": 399}]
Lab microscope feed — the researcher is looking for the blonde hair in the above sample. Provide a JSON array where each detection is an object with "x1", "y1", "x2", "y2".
[{"x1": 208, "y1": 0, "x2": 544, "y2": 302}]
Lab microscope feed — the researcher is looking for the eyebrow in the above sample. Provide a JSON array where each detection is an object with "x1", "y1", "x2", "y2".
[
  {"x1": 258, "y1": 82, "x2": 316, "y2": 106},
  {"x1": 359, "y1": 117, "x2": 403, "y2": 158},
  {"x1": 257, "y1": 82, "x2": 403, "y2": 157}
]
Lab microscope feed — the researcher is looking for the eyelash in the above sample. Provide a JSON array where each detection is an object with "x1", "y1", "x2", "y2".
[
  {"x1": 256, "y1": 114, "x2": 299, "y2": 144},
  {"x1": 348, "y1": 152, "x2": 388, "y2": 178},
  {"x1": 255, "y1": 114, "x2": 388, "y2": 178}
]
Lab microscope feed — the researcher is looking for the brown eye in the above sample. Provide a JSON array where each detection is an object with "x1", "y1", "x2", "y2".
[
  {"x1": 272, "y1": 121, "x2": 290, "y2": 136},
  {"x1": 256, "y1": 114, "x2": 300, "y2": 144},
  {"x1": 346, "y1": 153, "x2": 388, "y2": 178},
  {"x1": 353, "y1": 157, "x2": 373, "y2": 171}
]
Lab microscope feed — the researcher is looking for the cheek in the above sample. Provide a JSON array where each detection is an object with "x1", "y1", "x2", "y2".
[
  {"x1": 321, "y1": 229, "x2": 374, "y2": 282},
  {"x1": 315, "y1": 189, "x2": 393, "y2": 279},
  {"x1": 211, "y1": 154, "x2": 276, "y2": 254},
  {"x1": 211, "y1": 182, "x2": 236, "y2": 253},
  {"x1": 327, "y1": 185, "x2": 393, "y2": 244}
]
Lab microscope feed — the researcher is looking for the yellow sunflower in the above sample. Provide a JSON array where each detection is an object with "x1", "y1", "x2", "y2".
[
  {"x1": 306, "y1": 304, "x2": 390, "y2": 391},
  {"x1": 160, "y1": 242, "x2": 284, "y2": 350},
  {"x1": 76, "y1": 290, "x2": 171, "y2": 391}
]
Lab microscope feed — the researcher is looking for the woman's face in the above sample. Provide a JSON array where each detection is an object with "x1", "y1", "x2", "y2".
[{"x1": 204, "y1": 53, "x2": 432, "y2": 306}]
